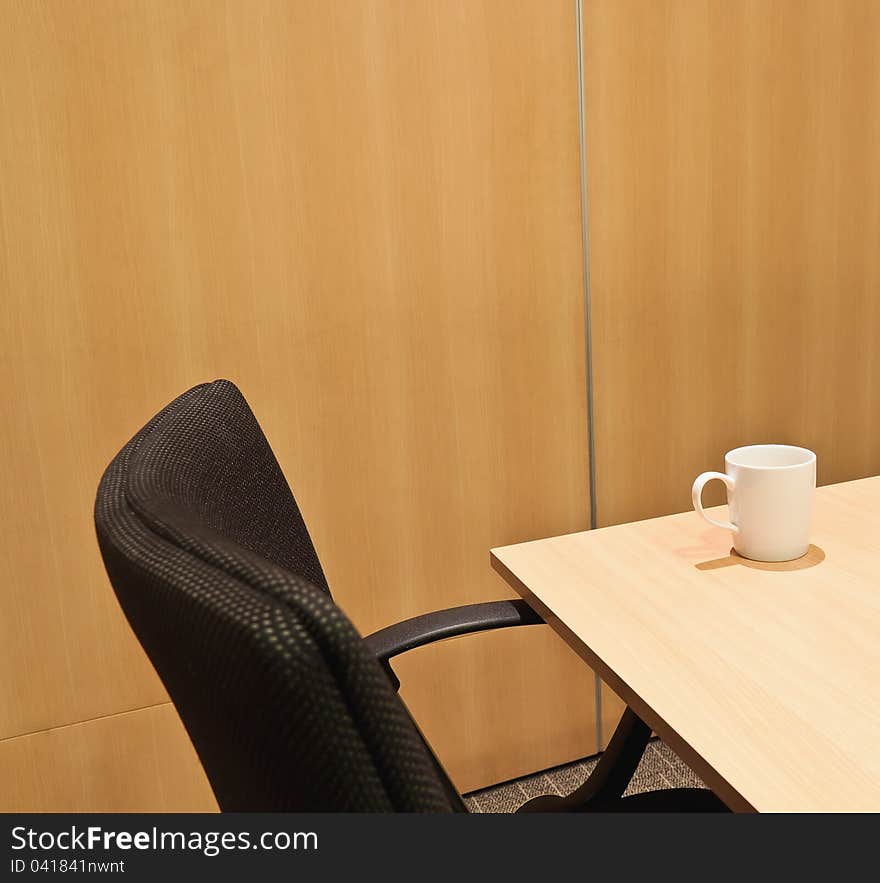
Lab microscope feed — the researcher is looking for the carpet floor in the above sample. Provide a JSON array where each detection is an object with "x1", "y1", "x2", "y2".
[{"x1": 463, "y1": 739, "x2": 706, "y2": 812}]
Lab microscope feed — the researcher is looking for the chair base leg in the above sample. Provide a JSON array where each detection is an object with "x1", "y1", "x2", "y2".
[
  {"x1": 517, "y1": 706, "x2": 652, "y2": 813},
  {"x1": 518, "y1": 706, "x2": 729, "y2": 813}
]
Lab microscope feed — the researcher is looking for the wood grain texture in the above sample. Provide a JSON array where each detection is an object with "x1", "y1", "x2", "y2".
[
  {"x1": 394, "y1": 623, "x2": 597, "y2": 791},
  {"x1": 583, "y1": 0, "x2": 880, "y2": 529},
  {"x1": 494, "y1": 477, "x2": 880, "y2": 812},
  {"x1": 599, "y1": 682, "x2": 626, "y2": 750},
  {"x1": 0, "y1": 0, "x2": 594, "y2": 797},
  {"x1": 0, "y1": 704, "x2": 217, "y2": 813}
]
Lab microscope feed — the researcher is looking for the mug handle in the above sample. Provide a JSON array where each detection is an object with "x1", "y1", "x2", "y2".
[{"x1": 691, "y1": 472, "x2": 740, "y2": 533}]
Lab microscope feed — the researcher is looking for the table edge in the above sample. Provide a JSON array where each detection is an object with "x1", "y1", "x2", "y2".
[{"x1": 490, "y1": 549, "x2": 756, "y2": 813}]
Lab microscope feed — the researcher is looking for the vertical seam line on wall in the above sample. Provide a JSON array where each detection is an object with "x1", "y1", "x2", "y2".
[{"x1": 575, "y1": 0, "x2": 603, "y2": 750}]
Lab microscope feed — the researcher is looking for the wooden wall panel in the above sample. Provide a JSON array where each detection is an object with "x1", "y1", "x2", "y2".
[
  {"x1": 584, "y1": 0, "x2": 880, "y2": 528},
  {"x1": 0, "y1": 0, "x2": 594, "y2": 804},
  {"x1": 583, "y1": 0, "x2": 880, "y2": 735},
  {"x1": 0, "y1": 704, "x2": 216, "y2": 813}
]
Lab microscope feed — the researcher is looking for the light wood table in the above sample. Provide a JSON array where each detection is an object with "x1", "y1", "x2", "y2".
[{"x1": 491, "y1": 476, "x2": 880, "y2": 812}]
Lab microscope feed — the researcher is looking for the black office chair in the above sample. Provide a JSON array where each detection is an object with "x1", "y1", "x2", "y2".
[{"x1": 94, "y1": 380, "x2": 726, "y2": 812}]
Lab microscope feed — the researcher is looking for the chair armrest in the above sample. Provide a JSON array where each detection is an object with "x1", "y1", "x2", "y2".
[{"x1": 364, "y1": 599, "x2": 543, "y2": 690}]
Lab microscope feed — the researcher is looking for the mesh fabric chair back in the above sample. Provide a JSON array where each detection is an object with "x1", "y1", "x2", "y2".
[{"x1": 94, "y1": 380, "x2": 454, "y2": 812}]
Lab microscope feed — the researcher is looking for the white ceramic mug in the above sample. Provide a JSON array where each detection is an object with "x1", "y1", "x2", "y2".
[{"x1": 691, "y1": 444, "x2": 816, "y2": 562}]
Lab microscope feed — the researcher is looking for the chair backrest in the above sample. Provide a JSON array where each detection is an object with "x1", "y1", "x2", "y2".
[{"x1": 94, "y1": 380, "x2": 454, "y2": 812}]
